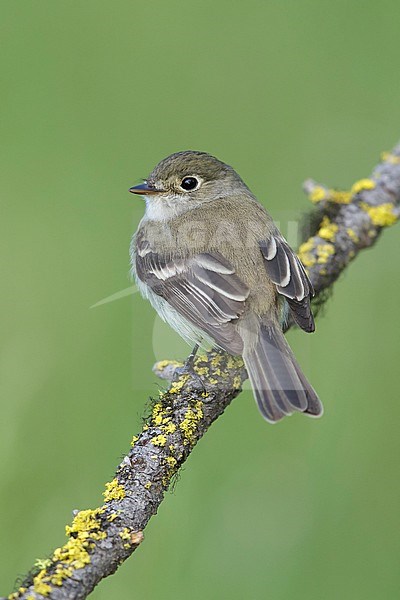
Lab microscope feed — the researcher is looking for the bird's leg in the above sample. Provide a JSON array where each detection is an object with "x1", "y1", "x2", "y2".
[
  {"x1": 172, "y1": 343, "x2": 205, "y2": 391},
  {"x1": 184, "y1": 343, "x2": 199, "y2": 371}
]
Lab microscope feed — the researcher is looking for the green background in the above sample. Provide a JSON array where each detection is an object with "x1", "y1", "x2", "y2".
[{"x1": 1, "y1": 1, "x2": 400, "y2": 598}]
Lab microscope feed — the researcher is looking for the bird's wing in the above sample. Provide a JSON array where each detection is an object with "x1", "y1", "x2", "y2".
[
  {"x1": 136, "y1": 238, "x2": 250, "y2": 354},
  {"x1": 259, "y1": 234, "x2": 315, "y2": 332}
]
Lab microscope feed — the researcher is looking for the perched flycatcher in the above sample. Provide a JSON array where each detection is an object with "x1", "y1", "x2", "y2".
[{"x1": 129, "y1": 151, "x2": 322, "y2": 423}]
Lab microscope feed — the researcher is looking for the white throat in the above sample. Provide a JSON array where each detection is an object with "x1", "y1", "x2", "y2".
[{"x1": 142, "y1": 193, "x2": 199, "y2": 222}]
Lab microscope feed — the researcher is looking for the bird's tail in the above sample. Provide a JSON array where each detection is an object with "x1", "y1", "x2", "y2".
[{"x1": 242, "y1": 319, "x2": 323, "y2": 423}]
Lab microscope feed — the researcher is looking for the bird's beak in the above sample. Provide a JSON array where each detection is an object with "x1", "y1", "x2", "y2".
[{"x1": 129, "y1": 182, "x2": 159, "y2": 195}]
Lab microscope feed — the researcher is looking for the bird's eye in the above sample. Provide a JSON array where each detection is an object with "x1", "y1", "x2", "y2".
[{"x1": 180, "y1": 176, "x2": 199, "y2": 191}]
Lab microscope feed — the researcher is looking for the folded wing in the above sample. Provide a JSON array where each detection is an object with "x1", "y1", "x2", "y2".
[
  {"x1": 136, "y1": 239, "x2": 250, "y2": 354},
  {"x1": 259, "y1": 234, "x2": 315, "y2": 332}
]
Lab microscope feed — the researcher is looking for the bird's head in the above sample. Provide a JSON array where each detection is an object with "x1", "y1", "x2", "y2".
[{"x1": 129, "y1": 150, "x2": 250, "y2": 219}]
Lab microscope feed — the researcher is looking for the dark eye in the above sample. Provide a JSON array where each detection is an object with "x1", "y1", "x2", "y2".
[{"x1": 180, "y1": 176, "x2": 199, "y2": 191}]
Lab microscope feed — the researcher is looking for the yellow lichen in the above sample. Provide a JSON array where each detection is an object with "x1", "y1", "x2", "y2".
[
  {"x1": 381, "y1": 151, "x2": 400, "y2": 165},
  {"x1": 210, "y1": 352, "x2": 223, "y2": 367},
  {"x1": 50, "y1": 564, "x2": 73, "y2": 586},
  {"x1": 298, "y1": 240, "x2": 313, "y2": 254},
  {"x1": 297, "y1": 240, "x2": 315, "y2": 268},
  {"x1": 308, "y1": 179, "x2": 374, "y2": 206},
  {"x1": 318, "y1": 216, "x2": 339, "y2": 241},
  {"x1": 46, "y1": 509, "x2": 107, "y2": 585},
  {"x1": 151, "y1": 434, "x2": 167, "y2": 447},
  {"x1": 361, "y1": 202, "x2": 397, "y2": 227},
  {"x1": 299, "y1": 252, "x2": 315, "y2": 267},
  {"x1": 330, "y1": 190, "x2": 351, "y2": 204},
  {"x1": 115, "y1": 529, "x2": 144, "y2": 547},
  {"x1": 33, "y1": 570, "x2": 52, "y2": 596},
  {"x1": 157, "y1": 359, "x2": 182, "y2": 370},
  {"x1": 151, "y1": 402, "x2": 164, "y2": 426},
  {"x1": 65, "y1": 508, "x2": 104, "y2": 538},
  {"x1": 49, "y1": 508, "x2": 107, "y2": 580},
  {"x1": 103, "y1": 478, "x2": 126, "y2": 502},
  {"x1": 119, "y1": 527, "x2": 131, "y2": 541},
  {"x1": 34, "y1": 557, "x2": 52, "y2": 570},
  {"x1": 130, "y1": 435, "x2": 139, "y2": 447},
  {"x1": 154, "y1": 359, "x2": 172, "y2": 370},
  {"x1": 163, "y1": 453, "x2": 179, "y2": 486},
  {"x1": 347, "y1": 228, "x2": 359, "y2": 243},
  {"x1": 169, "y1": 374, "x2": 189, "y2": 394},
  {"x1": 316, "y1": 243, "x2": 335, "y2": 264},
  {"x1": 351, "y1": 179, "x2": 376, "y2": 194},
  {"x1": 226, "y1": 356, "x2": 244, "y2": 370},
  {"x1": 119, "y1": 527, "x2": 132, "y2": 549},
  {"x1": 9, "y1": 589, "x2": 28, "y2": 600},
  {"x1": 309, "y1": 186, "x2": 327, "y2": 203},
  {"x1": 233, "y1": 375, "x2": 242, "y2": 389},
  {"x1": 144, "y1": 481, "x2": 152, "y2": 489},
  {"x1": 107, "y1": 512, "x2": 118, "y2": 522},
  {"x1": 179, "y1": 401, "x2": 203, "y2": 446},
  {"x1": 53, "y1": 538, "x2": 90, "y2": 569},
  {"x1": 165, "y1": 456, "x2": 177, "y2": 468},
  {"x1": 163, "y1": 422, "x2": 176, "y2": 434},
  {"x1": 194, "y1": 366, "x2": 209, "y2": 376}
]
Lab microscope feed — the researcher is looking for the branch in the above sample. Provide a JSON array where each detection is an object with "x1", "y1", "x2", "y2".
[{"x1": 6, "y1": 144, "x2": 400, "y2": 600}]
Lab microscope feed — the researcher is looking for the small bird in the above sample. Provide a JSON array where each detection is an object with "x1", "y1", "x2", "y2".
[{"x1": 129, "y1": 151, "x2": 323, "y2": 423}]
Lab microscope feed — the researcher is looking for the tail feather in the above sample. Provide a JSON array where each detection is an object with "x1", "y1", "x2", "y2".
[
  {"x1": 290, "y1": 358, "x2": 322, "y2": 417},
  {"x1": 243, "y1": 321, "x2": 323, "y2": 423},
  {"x1": 249, "y1": 350, "x2": 292, "y2": 421}
]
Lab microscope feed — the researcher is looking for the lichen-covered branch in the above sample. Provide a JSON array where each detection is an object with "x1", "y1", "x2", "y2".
[
  {"x1": 5, "y1": 144, "x2": 400, "y2": 600},
  {"x1": 298, "y1": 149, "x2": 400, "y2": 297}
]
